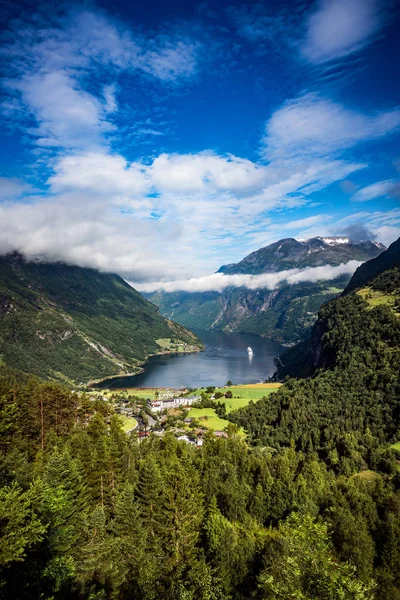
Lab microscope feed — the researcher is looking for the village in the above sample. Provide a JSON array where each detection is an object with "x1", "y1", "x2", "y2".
[{"x1": 85, "y1": 383, "x2": 282, "y2": 444}]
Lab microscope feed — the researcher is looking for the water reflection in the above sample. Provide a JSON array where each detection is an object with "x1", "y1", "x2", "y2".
[{"x1": 94, "y1": 329, "x2": 283, "y2": 390}]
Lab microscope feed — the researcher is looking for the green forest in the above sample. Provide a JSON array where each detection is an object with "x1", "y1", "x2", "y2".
[
  {"x1": 1, "y1": 247, "x2": 400, "y2": 599},
  {"x1": 2, "y1": 365, "x2": 400, "y2": 600}
]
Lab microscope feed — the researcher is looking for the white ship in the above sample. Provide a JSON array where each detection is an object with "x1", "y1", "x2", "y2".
[{"x1": 247, "y1": 346, "x2": 253, "y2": 356}]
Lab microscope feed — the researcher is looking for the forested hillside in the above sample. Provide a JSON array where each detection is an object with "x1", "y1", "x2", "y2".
[
  {"x1": 0, "y1": 254, "x2": 201, "y2": 385},
  {"x1": 229, "y1": 240, "x2": 400, "y2": 465},
  {"x1": 147, "y1": 237, "x2": 384, "y2": 343},
  {"x1": 345, "y1": 237, "x2": 400, "y2": 292},
  {"x1": 1, "y1": 242, "x2": 400, "y2": 600},
  {"x1": 1, "y1": 365, "x2": 400, "y2": 600}
]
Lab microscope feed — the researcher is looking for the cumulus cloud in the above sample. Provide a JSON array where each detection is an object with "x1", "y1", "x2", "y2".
[
  {"x1": 135, "y1": 261, "x2": 362, "y2": 293},
  {"x1": 0, "y1": 197, "x2": 186, "y2": 282},
  {"x1": 48, "y1": 153, "x2": 150, "y2": 196},
  {"x1": 1, "y1": 7, "x2": 202, "y2": 151},
  {"x1": 352, "y1": 179, "x2": 400, "y2": 201},
  {"x1": 150, "y1": 152, "x2": 267, "y2": 194},
  {"x1": 301, "y1": 0, "x2": 384, "y2": 64},
  {"x1": 263, "y1": 93, "x2": 400, "y2": 160}
]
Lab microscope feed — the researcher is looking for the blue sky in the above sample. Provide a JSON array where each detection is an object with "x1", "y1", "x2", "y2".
[{"x1": 0, "y1": 0, "x2": 399, "y2": 286}]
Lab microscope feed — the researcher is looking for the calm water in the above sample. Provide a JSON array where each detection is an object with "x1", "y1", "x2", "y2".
[{"x1": 94, "y1": 330, "x2": 284, "y2": 389}]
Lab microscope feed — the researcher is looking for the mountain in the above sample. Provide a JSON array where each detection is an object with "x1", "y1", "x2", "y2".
[
  {"x1": 147, "y1": 237, "x2": 385, "y2": 343},
  {"x1": 276, "y1": 236, "x2": 400, "y2": 379},
  {"x1": 218, "y1": 237, "x2": 385, "y2": 274},
  {"x1": 345, "y1": 236, "x2": 400, "y2": 293},
  {"x1": 229, "y1": 237, "x2": 400, "y2": 455},
  {"x1": 0, "y1": 253, "x2": 202, "y2": 385}
]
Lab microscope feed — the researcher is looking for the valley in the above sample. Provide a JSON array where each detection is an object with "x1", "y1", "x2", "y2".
[
  {"x1": 147, "y1": 236, "x2": 385, "y2": 344},
  {"x1": 92, "y1": 329, "x2": 283, "y2": 389},
  {"x1": 1, "y1": 238, "x2": 400, "y2": 600}
]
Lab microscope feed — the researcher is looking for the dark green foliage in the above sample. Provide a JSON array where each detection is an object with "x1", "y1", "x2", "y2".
[
  {"x1": 0, "y1": 366, "x2": 399, "y2": 598},
  {"x1": 1, "y1": 250, "x2": 400, "y2": 599},
  {"x1": 231, "y1": 288, "x2": 400, "y2": 462},
  {"x1": 0, "y1": 253, "x2": 202, "y2": 384},
  {"x1": 346, "y1": 237, "x2": 400, "y2": 292}
]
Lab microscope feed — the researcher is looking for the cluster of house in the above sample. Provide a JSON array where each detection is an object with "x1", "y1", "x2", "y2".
[{"x1": 147, "y1": 395, "x2": 201, "y2": 413}]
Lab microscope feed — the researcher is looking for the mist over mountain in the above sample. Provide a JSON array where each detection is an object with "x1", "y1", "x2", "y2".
[
  {"x1": 146, "y1": 236, "x2": 385, "y2": 343},
  {"x1": 218, "y1": 237, "x2": 385, "y2": 275}
]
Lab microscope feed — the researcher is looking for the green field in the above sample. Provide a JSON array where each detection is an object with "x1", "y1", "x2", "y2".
[
  {"x1": 193, "y1": 383, "x2": 281, "y2": 414},
  {"x1": 357, "y1": 287, "x2": 399, "y2": 312},
  {"x1": 187, "y1": 408, "x2": 230, "y2": 431},
  {"x1": 390, "y1": 441, "x2": 400, "y2": 453},
  {"x1": 103, "y1": 388, "x2": 161, "y2": 400},
  {"x1": 119, "y1": 416, "x2": 138, "y2": 433}
]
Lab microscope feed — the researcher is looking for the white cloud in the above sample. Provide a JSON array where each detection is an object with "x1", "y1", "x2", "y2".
[
  {"x1": 135, "y1": 260, "x2": 362, "y2": 293},
  {"x1": 281, "y1": 214, "x2": 330, "y2": 230},
  {"x1": 48, "y1": 153, "x2": 150, "y2": 196},
  {"x1": 0, "y1": 177, "x2": 31, "y2": 199},
  {"x1": 263, "y1": 93, "x2": 400, "y2": 160},
  {"x1": 150, "y1": 152, "x2": 267, "y2": 194},
  {"x1": 103, "y1": 84, "x2": 118, "y2": 113},
  {"x1": 301, "y1": 0, "x2": 384, "y2": 64},
  {"x1": 139, "y1": 40, "x2": 199, "y2": 81},
  {"x1": 0, "y1": 197, "x2": 185, "y2": 282},
  {"x1": 373, "y1": 225, "x2": 400, "y2": 247},
  {"x1": 10, "y1": 71, "x2": 113, "y2": 150},
  {"x1": 352, "y1": 179, "x2": 400, "y2": 201}
]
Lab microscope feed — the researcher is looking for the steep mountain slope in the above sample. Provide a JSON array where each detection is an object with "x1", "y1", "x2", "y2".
[
  {"x1": 276, "y1": 236, "x2": 400, "y2": 379},
  {"x1": 147, "y1": 237, "x2": 385, "y2": 343},
  {"x1": 0, "y1": 253, "x2": 202, "y2": 385},
  {"x1": 345, "y1": 236, "x2": 400, "y2": 292},
  {"x1": 229, "y1": 238, "x2": 400, "y2": 459},
  {"x1": 218, "y1": 237, "x2": 385, "y2": 274}
]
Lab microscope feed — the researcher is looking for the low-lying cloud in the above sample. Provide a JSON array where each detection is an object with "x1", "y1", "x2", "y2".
[{"x1": 134, "y1": 260, "x2": 362, "y2": 293}]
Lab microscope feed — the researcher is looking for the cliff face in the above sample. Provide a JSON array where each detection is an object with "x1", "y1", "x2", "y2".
[
  {"x1": 345, "y1": 237, "x2": 400, "y2": 293},
  {"x1": 147, "y1": 237, "x2": 385, "y2": 344}
]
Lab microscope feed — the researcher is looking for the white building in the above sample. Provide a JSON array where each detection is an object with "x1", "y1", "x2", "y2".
[{"x1": 147, "y1": 395, "x2": 200, "y2": 413}]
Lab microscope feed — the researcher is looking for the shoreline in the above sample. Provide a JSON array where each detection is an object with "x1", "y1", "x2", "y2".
[{"x1": 87, "y1": 345, "x2": 203, "y2": 389}]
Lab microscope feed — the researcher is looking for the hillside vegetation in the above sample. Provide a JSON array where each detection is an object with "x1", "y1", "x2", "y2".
[
  {"x1": 147, "y1": 237, "x2": 384, "y2": 343},
  {"x1": 1, "y1": 242, "x2": 400, "y2": 599},
  {"x1": 0, "y1": 254, "x2": 201, "y2": 385},
  {"x1": 229, "y1": 239, "x2": 400, "y2": 466}
]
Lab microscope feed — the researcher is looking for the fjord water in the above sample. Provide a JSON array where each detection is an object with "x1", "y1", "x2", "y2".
[{"x1": 95, "y1": 330, "x2": 284, "y2": 389}]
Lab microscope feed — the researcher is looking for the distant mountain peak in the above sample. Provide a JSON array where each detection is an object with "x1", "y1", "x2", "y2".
[{"x1": 217, "y1": 235, "x2": 386, "y2": 276}]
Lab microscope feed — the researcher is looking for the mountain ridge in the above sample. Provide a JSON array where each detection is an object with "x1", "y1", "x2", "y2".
[
  {"x1": 217, "y1": 236, "x2": 385, "y2": 275},
  {"x1": 0, "y1": 253, "x2": 202, "y2": 385},
  {"x1": 147, "y1": 236, "x2": 385, "y2": 343}
]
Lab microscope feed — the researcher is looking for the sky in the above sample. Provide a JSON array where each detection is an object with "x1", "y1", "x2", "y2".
[{"x1": 0, "y1": 0, "x2": 399, "y2": 290}]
